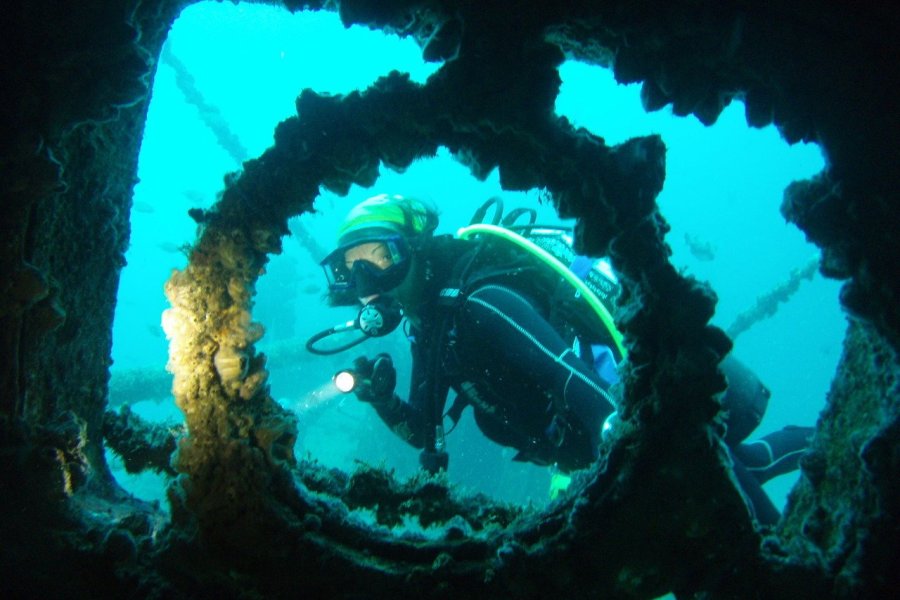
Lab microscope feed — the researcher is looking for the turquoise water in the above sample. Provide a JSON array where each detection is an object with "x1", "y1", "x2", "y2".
[{"x1": 110, "y1": 2, "x2": 840, "y2": 510}]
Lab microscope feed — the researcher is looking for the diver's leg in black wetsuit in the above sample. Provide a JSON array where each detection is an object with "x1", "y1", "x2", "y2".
[
  {"x1": 731, "y1": 425, "x2": 814, "y2": 525},
  {"x1": 733, "y1": 426, "x2": 815, "y2": 484},
  {"x1": 730, "y1": 451, "x2": 781, "y2": 525},
  {"x1": 718, "y1": 357, "x2": 814, "y2": 522}
]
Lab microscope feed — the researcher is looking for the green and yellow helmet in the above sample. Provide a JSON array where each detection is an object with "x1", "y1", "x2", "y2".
[
  {"x1": 321, "y1": 194, "x2": 439, "y2": 299},
  {"x1": 333, "y1": 193, "x2": 439, "y2": 248}
]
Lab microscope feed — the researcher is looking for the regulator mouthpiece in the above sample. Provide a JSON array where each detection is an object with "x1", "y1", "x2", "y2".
[
  {"x1": 357, "y1": 296, "x2": 403, "y2": 337},
  {"x1": 305, "y1": 296, "x2": 403, "y2": 356},
  {"x1": 333, "y1": 369, "x2": 357, "y2": 393}
]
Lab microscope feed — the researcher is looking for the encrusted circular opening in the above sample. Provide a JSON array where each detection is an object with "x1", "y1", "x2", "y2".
[{"x1": 257, "y1": 172, "x2": 569, "y2": 510}]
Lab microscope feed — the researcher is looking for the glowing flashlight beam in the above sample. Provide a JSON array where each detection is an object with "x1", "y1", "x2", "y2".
[{"x1": 333, "y1": 370, "x2": 356, "y2": 393}]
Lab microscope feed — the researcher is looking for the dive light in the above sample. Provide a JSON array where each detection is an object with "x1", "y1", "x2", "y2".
[{"x1": 333, "y1": 369, "x2": 357, "y2": 393}]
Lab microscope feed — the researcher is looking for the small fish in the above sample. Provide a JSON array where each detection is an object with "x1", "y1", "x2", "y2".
[
  {"x1": 300, "y1": 282, "x2": 322, "y2": 295},
  {"x1": 157, "y1": 242, "x2": 183, "y2": 254},
  {"x1": 182, "y1": 189, "x2": 207, "y2": 205},
  {"x1": 132, "y1": 200, "x2": 155, "y2": 214},
  {"x1": 146, "y1": 324, "x2": 162, "y2": 338},
  {"x1": 684, "y1": 233, "x2": 716, "y2": 262}
]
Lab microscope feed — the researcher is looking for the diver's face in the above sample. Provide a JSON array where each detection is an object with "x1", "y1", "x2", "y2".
[
  {"x1": 344, "y1": 242, "x2": 394, "y2": 304},
  {"x1": 343, "y1": 242, "x2": 394, "y2": 272}
]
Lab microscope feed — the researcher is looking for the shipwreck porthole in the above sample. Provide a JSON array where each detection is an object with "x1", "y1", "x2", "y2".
[{"x1": 259, "y1": 160, "x2": 565, "y2": 507}]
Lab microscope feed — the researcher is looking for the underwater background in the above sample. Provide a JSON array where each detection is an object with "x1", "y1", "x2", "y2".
[{"x1": 109, "y1": 2, "x2": 841, "y2": 511}]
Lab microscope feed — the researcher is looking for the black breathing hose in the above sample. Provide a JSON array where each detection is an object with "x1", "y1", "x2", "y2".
[{"x1": 305, "y1": 323, "x2": 369, "y2": 355}]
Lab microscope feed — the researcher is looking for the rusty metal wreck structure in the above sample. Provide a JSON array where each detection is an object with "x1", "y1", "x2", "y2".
[{"x1": 1, "y1": 1, "x2": 898, "y2": 598}]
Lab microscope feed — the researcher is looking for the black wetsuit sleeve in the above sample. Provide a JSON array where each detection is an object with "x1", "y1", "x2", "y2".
[{"x1": 369, "y1": 337, "x2": 429, "y2": 449}]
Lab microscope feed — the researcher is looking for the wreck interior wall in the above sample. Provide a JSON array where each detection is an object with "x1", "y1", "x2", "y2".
[
  {"x1": 1, "y1": 0, "x2": 897, "y2": 598},
  {"x1": 0, "y1": 0, "x2": 189, "y2": 592}
]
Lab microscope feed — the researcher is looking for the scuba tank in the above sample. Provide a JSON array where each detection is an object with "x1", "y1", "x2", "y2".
[
  {"x1": 461, "y1": 197, "x2": 626, "y2": 362},
  {"x1": 457, "y1": 223, "x2": 626, "y2": 361}
]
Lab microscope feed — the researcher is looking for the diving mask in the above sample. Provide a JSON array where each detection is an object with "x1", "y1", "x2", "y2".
[{"x1": 321, "y1": 237, "x2": 411, "y2": 299}]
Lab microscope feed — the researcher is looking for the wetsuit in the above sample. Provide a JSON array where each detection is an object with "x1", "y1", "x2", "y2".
[
  {"x1": 368, "y1": 235, "x2": 616, "y2": 471},
  {"x1": 370, "y1": 236, "x2": 812, "y2": 520},
  {"x1": 717, "y1": 357, "x2": 815, "y2": 523}
]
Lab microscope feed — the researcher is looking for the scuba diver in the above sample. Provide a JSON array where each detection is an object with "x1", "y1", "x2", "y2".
[{"x1": 307, "y1": 193, "x2": 813, "y2": 524}]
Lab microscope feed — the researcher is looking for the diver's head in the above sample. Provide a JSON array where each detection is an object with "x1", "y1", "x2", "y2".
[{"x1": 321, "y1": 194, "x2": 439, "y2": 305}]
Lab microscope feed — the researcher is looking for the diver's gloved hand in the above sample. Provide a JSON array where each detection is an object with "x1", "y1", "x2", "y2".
[{"x1": 352, "y1": 353, "x2": 397, "y2": 405}]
